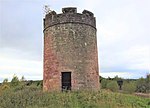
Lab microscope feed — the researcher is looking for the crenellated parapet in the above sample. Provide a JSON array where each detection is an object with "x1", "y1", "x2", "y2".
[{"x1": 43, "y1": 7, "x2": 96, "y2": 31}]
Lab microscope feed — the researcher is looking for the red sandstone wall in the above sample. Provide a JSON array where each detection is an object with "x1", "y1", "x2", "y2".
[
  {"x1": 43, "y1": 8, "x2": 100, "y2": 91},
  {"x1": 43, "y1": 24, "x2": 100, "y2": 91}
]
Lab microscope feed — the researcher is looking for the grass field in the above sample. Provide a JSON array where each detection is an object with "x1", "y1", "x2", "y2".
[{"x1": 0, "y1": 86, "x2": 149, "y2": 108}]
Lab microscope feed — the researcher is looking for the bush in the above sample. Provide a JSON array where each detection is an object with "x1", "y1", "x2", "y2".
[
  {"x1": 1, "y1": 84, "x2": 10, "y2": 91},
  {"x1": 101, "y1": 79, "x2": 108, "y2": 89},
  {"x1": 135, "y1": 76, "x2": 150, "y2": 93},
  {"x1": 0, "y1": 78, "x2": 10, "y2": 95},
  {"x1": 11, "y1": 75, "x2": 20, "y2": 87},
  {"x1": 123, "y1": 81, "x2": 136, "y2": 94},
  {"x1": 2, "y1": 78, "x2": 8, "y2": 84},
  {"x1": 106, "y1": 81, "x2": 118, "y2": 92}
]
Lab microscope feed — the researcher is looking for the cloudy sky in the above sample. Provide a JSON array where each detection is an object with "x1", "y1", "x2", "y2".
[{"x1": 0, "y1": 0, "x2": 149, "y2": 82}]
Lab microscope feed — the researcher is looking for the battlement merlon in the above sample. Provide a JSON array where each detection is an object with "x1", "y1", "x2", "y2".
[
  {"x1": 62, "y1": 7, "x2": 77, "y2": 13},
  {"x1": 43, "y1": 7, "x2": 96, "y2": 31}
]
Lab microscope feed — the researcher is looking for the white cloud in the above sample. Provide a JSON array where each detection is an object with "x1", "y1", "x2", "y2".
[
  {"x1": 122, "y1": 45, "x2": 150, "y2": 70},
  {"x1": 0, "y1": 48, "x2": 42, "y2": 82},
  {"x1": 99, "y1": 45, "x2": 150, "y2": 71},
  {"x1": 101, "y1": 72, "x2": 132, "y2": 79},
  {"x1": 101, "y1": 71, "x2": 148, "y2": 79},
  {"x1": 96, "y1": 0, "x2": 150, "y2": 76}
]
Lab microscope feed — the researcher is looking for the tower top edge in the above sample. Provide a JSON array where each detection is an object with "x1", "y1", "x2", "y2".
[
  {"x1": 43, "y1": 7, "x2": 96, "y2": 29},
  {"x1": 45, "y1": 7, "x2": 94, "y2": 18}
]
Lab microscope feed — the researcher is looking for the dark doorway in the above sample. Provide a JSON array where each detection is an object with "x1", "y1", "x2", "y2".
[{"x1": 61, "y1": 72, "x2": 71, "y2": 91}]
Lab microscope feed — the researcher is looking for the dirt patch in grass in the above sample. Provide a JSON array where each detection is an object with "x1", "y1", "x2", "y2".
[{"x1": 134, "y1": 92, "x2": 150, "y2": 98}]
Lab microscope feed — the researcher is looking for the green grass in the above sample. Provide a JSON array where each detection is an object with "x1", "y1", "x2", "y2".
[{"x1": 0, "y1": 86, "x2": 149, "y2": 108}]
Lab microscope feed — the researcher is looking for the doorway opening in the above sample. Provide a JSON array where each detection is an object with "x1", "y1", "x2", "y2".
[{"x1": 61, "y1": 72, "x2": 71, "y2": 91}]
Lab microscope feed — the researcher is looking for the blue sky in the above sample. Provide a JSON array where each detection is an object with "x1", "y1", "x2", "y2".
[{"x1": 0, "y1": 0, "x2": 150, "y2": 82}]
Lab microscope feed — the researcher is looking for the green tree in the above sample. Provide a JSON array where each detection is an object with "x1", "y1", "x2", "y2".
[
  {"x1": 20, "y1": 76, "x2": 25, "y2": 82},
  {"x1": 2, "y1": 78, "x2": 8, "y2": 84},
  {"x1": 106, "y1": 81, "x2": 118, "y2": 92},
  {"x1": 123, "y1": 81, "x2": 136, "y2": 94},
  {"x1": 101, "y1": 79, "x2": 108, "y2": 89},
  {"x1": 0, "y1": 78, "x2": 10, "y2": 92},
  {"x1": 136, "y1": 77, "x2": 147, "y2": 93},
  {"x1": 11, "y1": 74, "x2": 20, "y2": 87},
  {"x1": 136, "y1": 74, "x2": 150, "y2": 93},
  {"x1": 146, "y1": 74, "x2": 150, "y2": 93}
]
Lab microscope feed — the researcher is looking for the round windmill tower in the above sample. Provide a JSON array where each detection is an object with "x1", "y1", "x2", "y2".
[{"x1": 43, "y1": 7, "x2": 100, "y2": 91}]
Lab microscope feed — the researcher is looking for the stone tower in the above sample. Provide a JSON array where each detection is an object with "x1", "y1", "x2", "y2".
[{"x1": 43, "y1": 7, "x2": 100, "y2": 91}]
